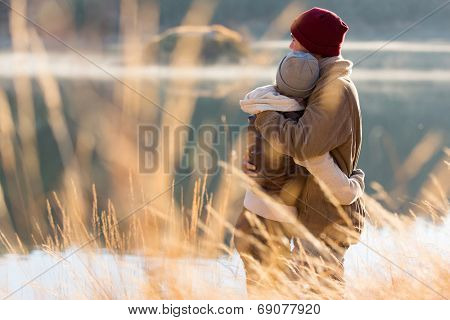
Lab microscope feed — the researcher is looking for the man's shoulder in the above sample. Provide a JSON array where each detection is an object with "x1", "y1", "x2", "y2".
[
  {"x1": 341, "y1": 75, "x2": 358, "y2": 93},
  {"x1": 341, "y1": 76, "x2": 360, "y2": 108},
  {"x1": 308, "y1": 76, "x2": 353, "y2": 111},
  {"x1": 312, "y1": 73, "x2": 352, "y2": 95},
  {"x1": 324, "y1": 74, "x2": 358, "y2": 101},
  {"x1": 328, "y1": 74, "x2": 357, "y2": 94}
]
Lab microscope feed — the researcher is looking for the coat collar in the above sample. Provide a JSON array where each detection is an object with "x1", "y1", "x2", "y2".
[{"x1": 319, "y1": 55, "x2": 353, "y2": 78}]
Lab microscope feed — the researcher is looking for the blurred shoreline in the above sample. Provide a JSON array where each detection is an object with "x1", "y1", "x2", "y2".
[
  {"x1": 253, "y1": 40, "x2": 450, "y2": 52},
  {"x1": 1, "y1": 40, "x2": 450, "y2": 82}
]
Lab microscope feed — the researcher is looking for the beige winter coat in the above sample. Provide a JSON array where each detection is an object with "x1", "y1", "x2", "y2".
[{"x1": 254, "y1": 56, "x2": 366, "y2": 244}]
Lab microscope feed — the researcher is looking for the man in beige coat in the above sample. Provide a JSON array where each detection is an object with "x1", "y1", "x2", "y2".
[{"x1": 235, "y1": 7, "x2": 366, "y2": 288}]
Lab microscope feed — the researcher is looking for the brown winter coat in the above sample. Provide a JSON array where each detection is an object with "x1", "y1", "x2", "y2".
[
  {"x1": 254, "y1": 57, "x2": 366, "y2": 244},
  {"x1": 247, "y1": 111, "x2": 303, "y2": 193}
]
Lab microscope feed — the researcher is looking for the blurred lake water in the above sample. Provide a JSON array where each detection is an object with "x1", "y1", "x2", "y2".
[
  {"x1": 0, "y1": 41, "x2": 449, "y2": 246},
  {"x1": 1, "y1": 41, "x2": 448, "y2": 194}
]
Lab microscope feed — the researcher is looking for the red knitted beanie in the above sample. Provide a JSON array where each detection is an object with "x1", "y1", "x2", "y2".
[{"x1": 290, "y1": 7, "x2": 348, "y2": 57}]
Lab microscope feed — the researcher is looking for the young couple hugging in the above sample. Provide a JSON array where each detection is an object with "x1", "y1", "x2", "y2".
[{"x1": 233, "y1": 7, "x2": 367, "y2": 288}]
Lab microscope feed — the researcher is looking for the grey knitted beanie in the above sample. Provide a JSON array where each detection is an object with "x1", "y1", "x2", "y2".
[{"x1": 276, "y1": 51, "x2": 319, "y2": 98}]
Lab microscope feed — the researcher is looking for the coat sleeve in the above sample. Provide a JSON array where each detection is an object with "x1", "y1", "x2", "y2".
[{"x1": 254, "y1": 82, "x2": 352, "y2": 161}]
